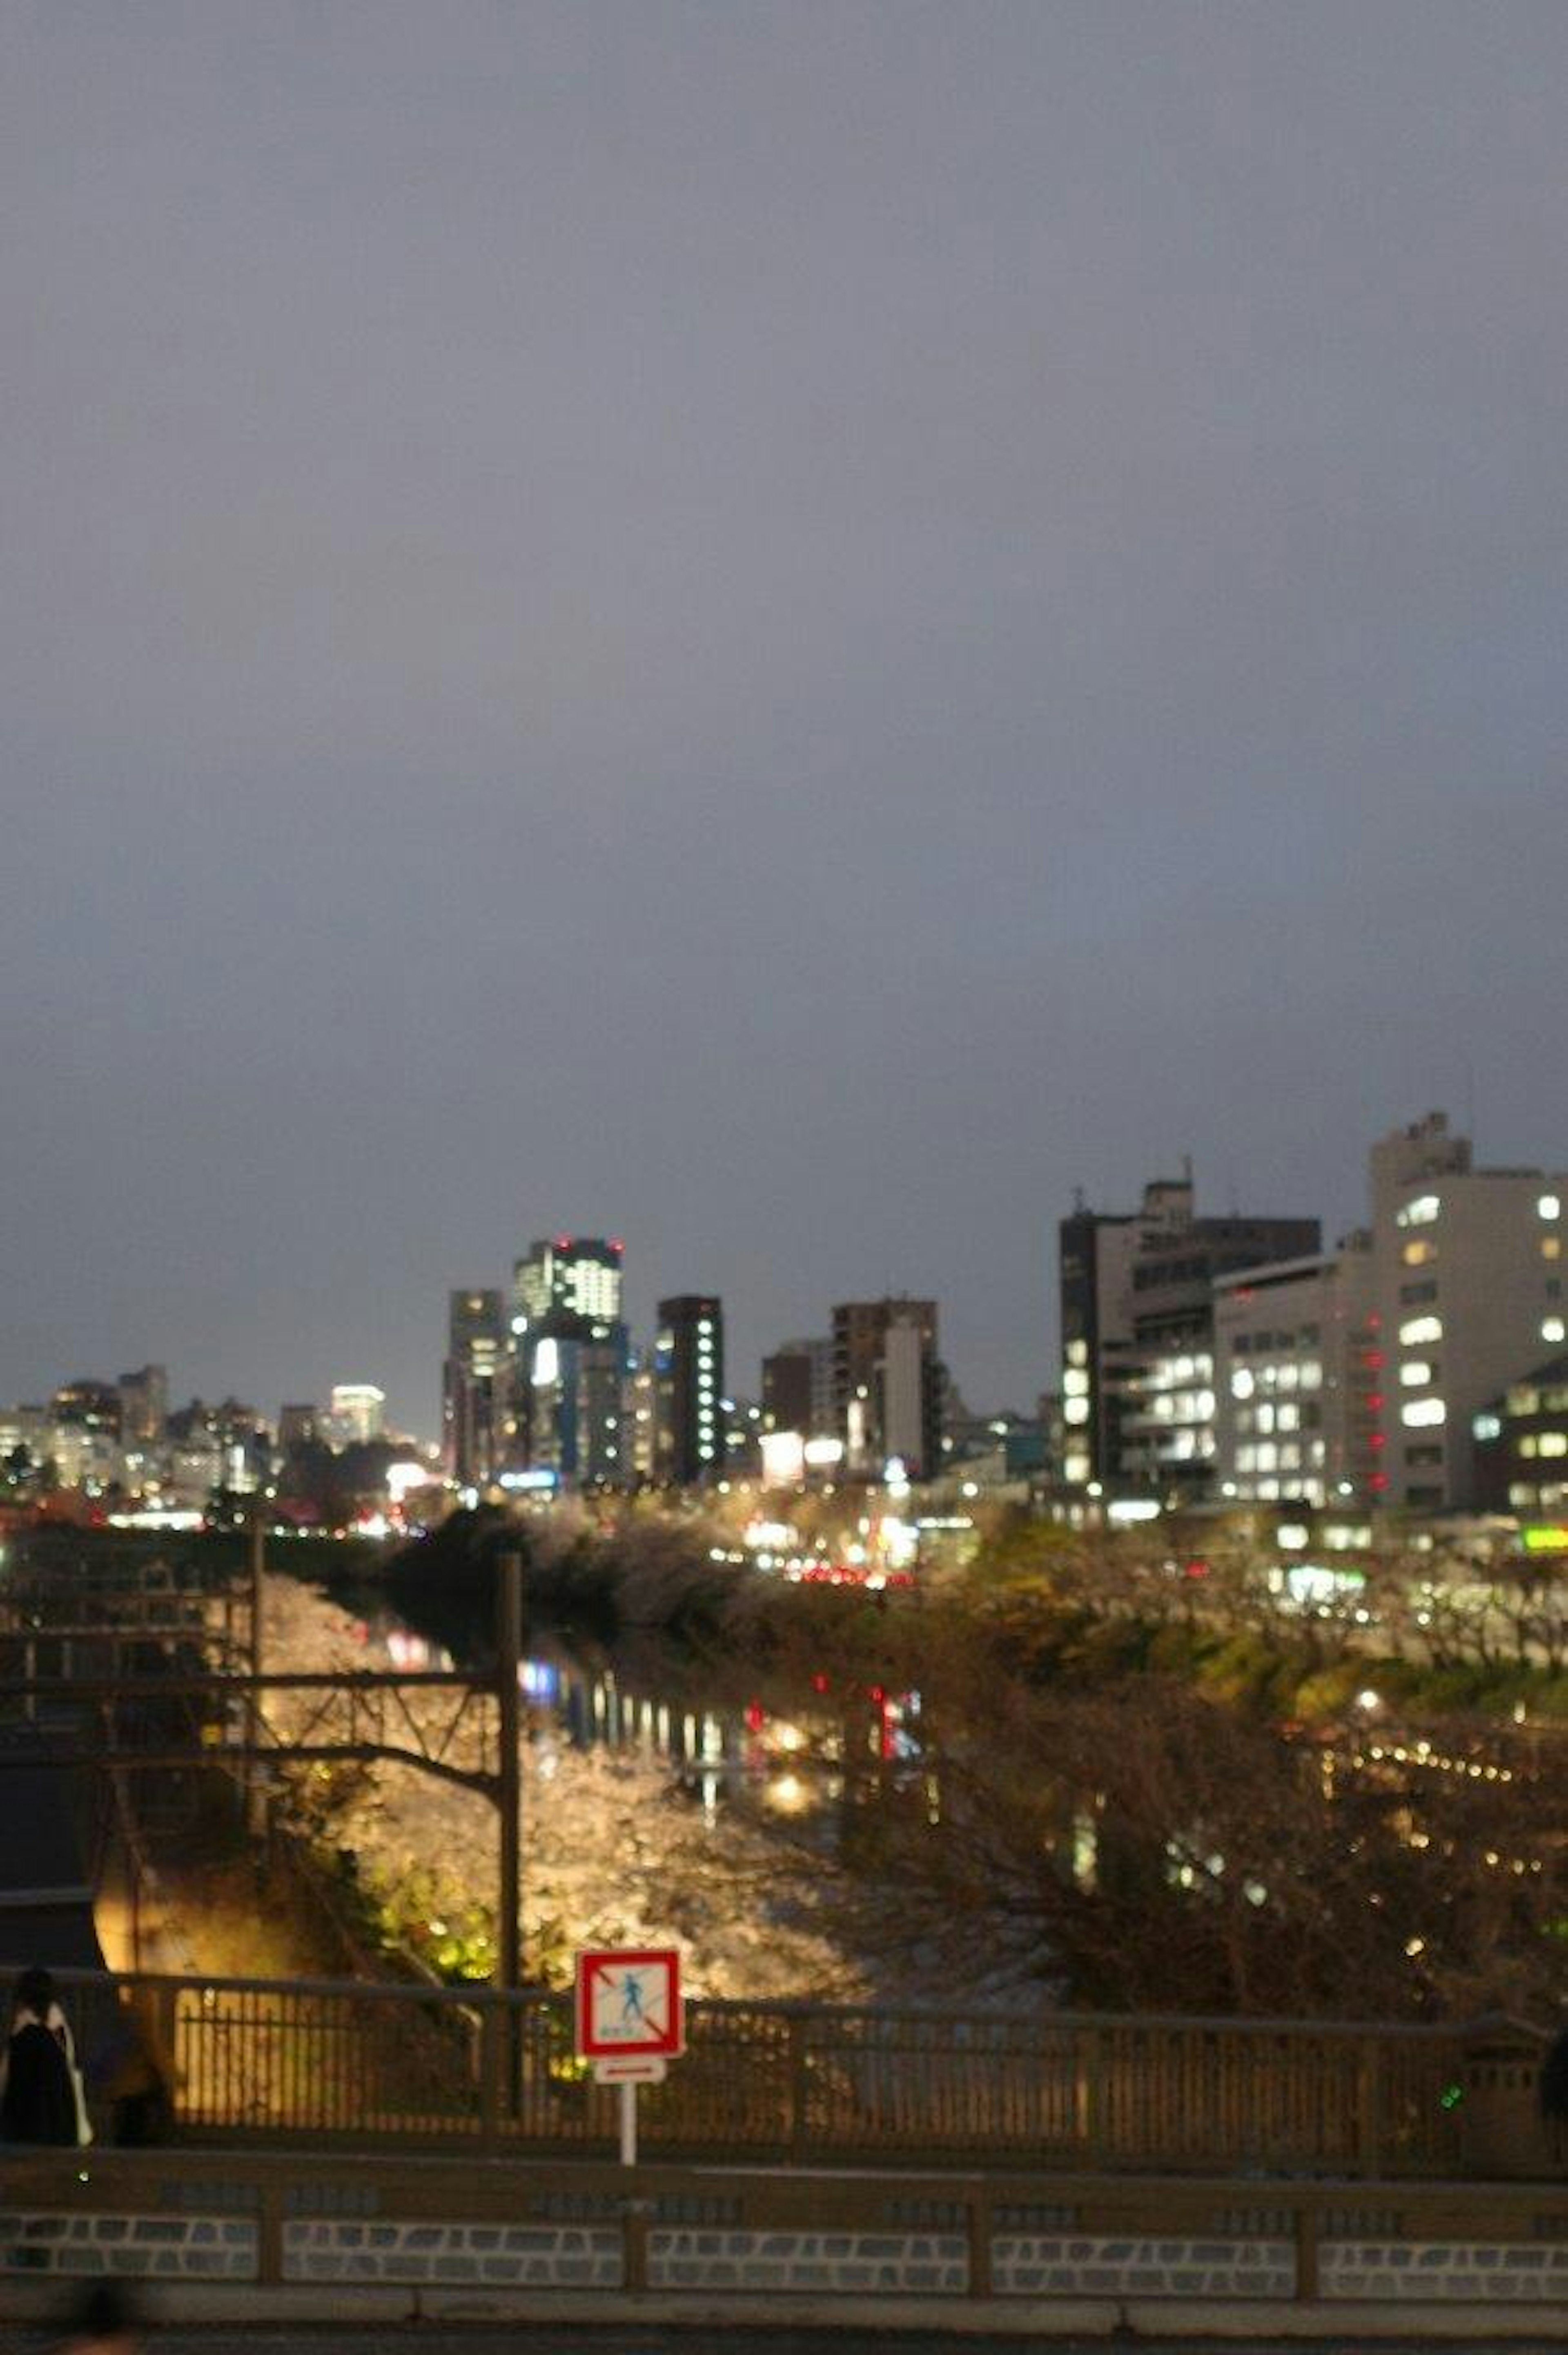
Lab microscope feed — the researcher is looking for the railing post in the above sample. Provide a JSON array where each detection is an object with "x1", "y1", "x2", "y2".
[
  {"x1": 622, "y1": 2183, "x2": 650, "y2": 2291},
  {"x1": 1293, "y1": 2197, "x2": 1320, "y2": 2301},
  {"x1": 967, "y1": 2179, "x2": 993, "y2": 2299},
  {"x1": 256, "y1": 2175, "x2": 285, "y2": 2287},
  {"x1": 1356, "y1": 2039, "x2": 1382, "y2": 2178},
  {"x1": 478, "y1": 1996, "x2": 502, "y2": 2151},
  {"x1": 1082, "y1": 2025, "x2": 1106, "y2": 2165},
  {"x1": 787, "y1": 2010, "x2": 809, "y2": 2160}
]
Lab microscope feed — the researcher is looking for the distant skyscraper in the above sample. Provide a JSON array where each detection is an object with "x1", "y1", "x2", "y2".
[
  {"x1": 443, "y1": 1289, "x2": 506, "y2": 1487},
  {"x1": 116, "y1": 1365, "x2": 167, "y2": 1445},
  {"x1": 508, "y1": 1236, "x2": 629, "y2": 1487},
  {"x1": 831, "y1": 1298, "x2": 944, "y2": 1476},
  {"x1": 512, "y1": 1236, "x2": 624, "y2": 1336},
  {"x1": 329, "y1": 1383, "x2": 385, "y2": 1446},
  {"x1": 655, "y1": 1296, "x2": 724, "y2": 1485}
]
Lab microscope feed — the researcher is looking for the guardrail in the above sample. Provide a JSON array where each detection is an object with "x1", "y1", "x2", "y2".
[
  {"x1": 15, "y1": 1965, "x2": 1521, "y2": 2175},
  {"x1": 4, "y1": 2145, "x2": 1568, "y2": 2307}
]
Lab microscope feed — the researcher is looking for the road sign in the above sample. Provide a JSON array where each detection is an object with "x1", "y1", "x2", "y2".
[
  {"x1": 591, "y1": 2054, "x2": 667, "y2": 2085},
  {"x1": 575, "y1": 1947, "x2": 684, "y2": 2060}
]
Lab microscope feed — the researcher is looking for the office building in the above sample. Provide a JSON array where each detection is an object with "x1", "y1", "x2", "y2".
[
  {"x1": 442, "y1": 1289, "x2": 507, "y2": 1487},
  {"x1": 1359, "y1": 1112, "x2": 1567, "y2": 1511},
  {"x1": 512, "y1": 1236, "x2": 624, "y2": 1336},
  {"x1": 329, "y1": 1384, "x2": 386, "y2": 1446},
  {"x1": 831, "y1": 1298, "x2": 944, "y2": 1478},
  {"x1": 505, "y1": 1234, "x2": 629, "y2": 1487},
  {"x1": 1060, "y1": 1175, "x2": 1319, "y2": 1497},
  {"x1": 654, "y1": 1296, "x2": 724, "y2": 1485},
  {"x1": 1472, "y1": 1354, "x2": 1568, "y2": 1521},
  {"x1": 116, "y1": 1365, "x2": 167, "y2": 1445},
  {"x1": 762, "y1": 1337, "x2": 834, "y2": 1438},
  {"x1": 1212, "y1": 1249, "x2": 1379, "y2": 1507}
]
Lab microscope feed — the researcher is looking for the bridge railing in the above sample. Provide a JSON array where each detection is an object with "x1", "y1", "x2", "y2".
[
  {"x1": 17, "y1": 1963, "x2": 1499, "y2": 2175},
  {"x1": 4, "y1": 2145, "x2": 1568, "y2": 2302}
]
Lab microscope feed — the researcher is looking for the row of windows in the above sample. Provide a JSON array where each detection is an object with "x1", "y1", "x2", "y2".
[
  {"x1": 1230, "y1": 1362, "x2": 1323, "y2": 1399},
  {"x1": 1235, "y1": 1439, "x2": 1328, "y2": 1473},
  {"x1": 1231, "y1": 1327, "x2": 1321, "y2": 1353},
  {"x1": 1234, "y1": 1401, "x2": 1323, "y2": 1436},
  {"x1": 1519, "y1": 1432, "x2": 1568, "y2": 1459}
]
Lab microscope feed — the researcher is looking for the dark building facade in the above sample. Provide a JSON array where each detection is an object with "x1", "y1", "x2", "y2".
[
  {"x1": 831, "y1": 1297, "x2": 944, "y2": 1477},
  {"x1": 655, "y1": 1295, "x2": 724, "y2": 1485},
  {"x1": 442, "y1": 1288, "x2": 507, "y2": 1487}
]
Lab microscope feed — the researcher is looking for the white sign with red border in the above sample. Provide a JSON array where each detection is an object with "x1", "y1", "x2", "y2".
[{"x1": 575, "y1": 1946, "x2": 684, "y2": 2062}]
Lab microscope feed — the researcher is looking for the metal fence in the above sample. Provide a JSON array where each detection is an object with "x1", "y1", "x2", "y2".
[{"x1": 18, "y1": 1963, "x2": 1502, "y2": 2175}]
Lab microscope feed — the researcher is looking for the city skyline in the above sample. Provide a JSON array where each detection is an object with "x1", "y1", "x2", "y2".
[{"x1": 5, "y1": 5, "x2": 1567, "y2": 1434}]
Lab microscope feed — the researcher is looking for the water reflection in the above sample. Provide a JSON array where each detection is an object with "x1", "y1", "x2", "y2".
[{"x1": 355, "y1": 1604, "x2": 922, "y2": 1842}]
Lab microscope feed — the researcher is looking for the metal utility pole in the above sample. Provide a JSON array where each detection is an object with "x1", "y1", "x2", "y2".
[
  {"x1": 246, "y1": 1508, "x2": 266, "y2": 1835},
  {"x1": 495, "y1": 1550, "x2": 523, "y2": 1994}
]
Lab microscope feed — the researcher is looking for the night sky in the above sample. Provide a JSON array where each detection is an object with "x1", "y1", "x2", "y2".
[{"x1": 4, "y1": 4, "x2": 1566, "y2": 1436}]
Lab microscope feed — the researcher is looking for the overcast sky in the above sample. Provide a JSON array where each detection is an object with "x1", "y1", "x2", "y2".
[{"x1": 4, "y1": 3, "x2": 1567, "y2": 1434}]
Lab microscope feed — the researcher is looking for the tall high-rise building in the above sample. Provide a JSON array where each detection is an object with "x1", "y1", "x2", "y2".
[
  {"x1": 831, "y1": 1298, "x2": 944, "y2": 1477},
  {"x1": 1059, "y1": 1174, "x2": 1319, "y2": 1497},
  {"x1": 655, "y1": 1296, "x2": 724, "y2": 1485},
  {"x1": 116, "y1": 1365, "x2": 167, "y2": 1445},
  {"x1": 329, "y1": 1383, "x2": 386, "y2": 1446},
  {"x1": 512, "y1": 1236, "x2": 624, "y2": 1336},
  {"x1": 506, "y1": 1235, "x2": 629, "y2": 1487},
  {"x1": 443, "y1": 1289, "x2": 507, "y2": 1487}
]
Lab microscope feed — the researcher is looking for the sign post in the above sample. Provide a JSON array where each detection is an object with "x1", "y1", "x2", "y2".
[{"x1": 574, "y1": 1947, "x2": 683, "y2": 2168}]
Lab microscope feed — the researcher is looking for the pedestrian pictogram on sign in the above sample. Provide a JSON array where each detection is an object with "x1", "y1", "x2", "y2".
[{"x1": 575, "y1": 1947, "x2": 684, "y2": 2060}]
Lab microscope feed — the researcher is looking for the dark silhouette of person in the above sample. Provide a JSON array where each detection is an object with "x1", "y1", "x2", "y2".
[{"x1": 0, "y1": 1965, "x2": 80, "y2": 2145}]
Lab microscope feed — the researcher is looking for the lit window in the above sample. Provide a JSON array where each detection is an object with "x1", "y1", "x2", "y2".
[
  {"x1": 1231, "y1": 1368, "x2": 1254, "y2": 1401},
  {"x1": 1401, "y1": 1398, "x2": 1446, "y2": 1429},
  {"x1": 1401, "y1": 1240, "x2": 1436, "y2": 1267},
  {"x1": 1400, "y1": 1361, "x2": 1434, "y2": 1387},
  {"x1": 1066, "y1": 1340, "x2": 1088, "y2": 1368},
  {"x1": 1546, "y1": 1318, "x2": 1568, "y2": 1345},
  {"x1": 1397, "y1": 1194, "x2": 1441, "y2": 1228},
  {"x1": 1545, "y1": 1238, "x2": 1563, "y2": 1261},
  {"x1": 1063, "y1": 1395, "x2": 1090, "y2": 1425},
  {"x1": 1472, "y1": 1413, "x2": 1502, "y2": 1442},
  {"x1": 1399, "y1": 1315, "x2": 1443, "y2": 1347},
  {"x1": 1540, "y1": 1195, "x2": 1562, "y2": 1222},
  {"x1": 1063, "y1": 1368, "x2": 1090, "y2": 1398},
  {"x1": 1539, "y1": 1433, "x2": 1568, "y2": 1460}
]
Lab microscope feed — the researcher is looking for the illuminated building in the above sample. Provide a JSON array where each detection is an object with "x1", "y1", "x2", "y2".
[
  {"x1": 442, "y1": 1289, "x2": 506, "y2": 1486},
  {"x1": 507, "y1": 1237, "x2": 629, "y2": 1487},
  {"x1": 511, "y1": 1236, "x2": 624, "y2": 1334},
  {"x1": 329, "y1": 1383, "x2": 385, "y2": 1445},
  {"x1": 1058, "y1": 1177, "x2": 1318, "y2": 1497},
  {"x1": 831, "y1": 1298, "x2": 944, "y2": 1478},
  {"x1": 1472, "y1": 1354, "x2": 1568, "y2": 1519},
  {"x1": 1212, "y1": 1250, "x2": 1379, "y2": 1507},
  {"x1": 1360, "y1": 1112, "x2": 1568, "y2": 1511},
  {"x1": 655, "y1": 1296, "x2": 724, "y2": 1485}
]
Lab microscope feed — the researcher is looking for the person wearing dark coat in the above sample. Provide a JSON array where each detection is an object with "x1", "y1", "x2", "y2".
[{"x1": 0, "y1": 1965, "x2": 82, "y2": 2145}]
